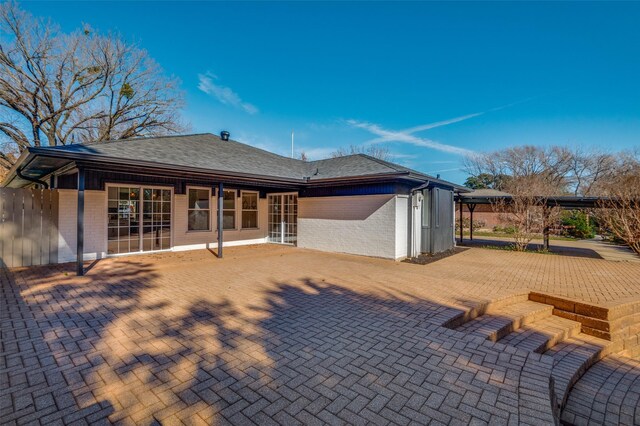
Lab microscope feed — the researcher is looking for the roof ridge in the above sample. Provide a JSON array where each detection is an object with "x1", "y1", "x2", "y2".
[
  {"x1": 43, "y1": 132, "x2": 214, "y2": 149},
  {"x1": 357, "y1": 153, "x2": 404, "y2": 172}
]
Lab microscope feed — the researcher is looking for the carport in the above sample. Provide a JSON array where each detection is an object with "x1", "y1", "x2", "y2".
[{"x1": 456, "y1": 191, "x2": 607, "y2": 250}]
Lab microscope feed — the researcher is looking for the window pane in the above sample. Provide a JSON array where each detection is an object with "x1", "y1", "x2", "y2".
[
  {"x1": 242, "y1": 211, "x2": 258, "y2": 229},
  {"x1": 223, "y1": 191, "x2": 235, "y2": 209},
  {"x1": 161, "y1": 237, "x2": 170, "y2": 250},
  {"x1": 223, "y1": 211, "x2": 235, "y2": 229},
  {"x1": 108, "y1": 187, "x2": 117, "y2": 200},
  {"x1": 119, "y1": 187, "x2": 131, "y2": 200},
  {"x1": 242, "y1": 193, "x2": 258, "y2": 210},
  {"x1": 188, "y1": 189, "x2": 210, "y2": 209},
  {"x1": 422, "y1": 191, "x2": 430, "y2": 226},
  {"x1": 188, "y1": 210, "x2": 210, "y2": 231}
]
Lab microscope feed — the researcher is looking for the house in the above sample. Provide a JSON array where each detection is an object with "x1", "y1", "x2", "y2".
[{"x1": 2, "y1": 133, "x2": 467, "y2": 274}]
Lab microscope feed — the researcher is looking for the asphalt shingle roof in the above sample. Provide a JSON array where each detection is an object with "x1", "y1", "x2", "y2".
[
  {"x1": 28, "y1": 133, "x2": 461, "y2": 188},
  {"x1": 37, "y1": 133, "x2": 426, "y2": 180}
]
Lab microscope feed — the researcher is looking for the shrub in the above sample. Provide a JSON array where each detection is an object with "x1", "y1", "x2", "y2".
[
  {"x1": 493, "y1": 225, "x2": 518, "y2": 234},
  {"x1": 561, "y1": 210, "x2": 595, "y2": 239},
  {"x1": 455, "y1": 217, "x2": 486, "y2": 231}
]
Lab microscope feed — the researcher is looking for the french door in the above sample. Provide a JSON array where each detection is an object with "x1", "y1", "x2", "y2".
[
  {"x1": 107, "y1": 186, "x2": 172, "y2": 254},
  {"x1": 267, "y1": 194, "x2": 298, "y2": 244}
]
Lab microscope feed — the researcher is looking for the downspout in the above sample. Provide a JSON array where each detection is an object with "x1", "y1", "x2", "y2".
[{"x1": 16, "y1": 167, "x2": 49, "y2": 189}]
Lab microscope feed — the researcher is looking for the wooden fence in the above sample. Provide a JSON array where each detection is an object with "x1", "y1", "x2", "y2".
[{"x1": 0, "y1": 188, "x2": 59, "y2": 268}]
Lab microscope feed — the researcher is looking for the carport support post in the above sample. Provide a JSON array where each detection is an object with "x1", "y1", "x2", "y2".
[
  {"x1": 217, "y1": 183, "x2": 223, "y2": 258},
  {"x1": 467, "y1": 204, "x2": 476, "y2": 241},
  {"x1": 76, "y1": 167, "x2": 85, "y2": 276},
  {"x1": 543, "y1": 205, "x2": 550, "y2": 251}
]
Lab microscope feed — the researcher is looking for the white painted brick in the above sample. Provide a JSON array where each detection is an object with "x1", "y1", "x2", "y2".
[
  {"x1": 298, "y1": 194, "x2": 406, "y2": 260},
  {"x1": 58, "y1": 189, "x2": 106, "y2": 262}
]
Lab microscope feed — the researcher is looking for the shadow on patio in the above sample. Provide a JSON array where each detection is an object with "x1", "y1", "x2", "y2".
[
  {"x1": 0, "y1": 260, "x2": 158, "y2": 424},
  {"x1": 2, "y1": 259, "x2": 559, "y2": 424},
  {"x1": 458, "y1": 237, "x2": 604, "y2": 259}
]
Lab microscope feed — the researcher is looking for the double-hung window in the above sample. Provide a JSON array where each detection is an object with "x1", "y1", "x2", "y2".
[
  {"x1": 241, "y1": 192, "x2": 259, "y2": 229},
  {"x1": 223, "y1": 190, "x2": 236, "y2": 230},
  {"x1": 187, "y1": 188, "x2": 211, "y2": 231}
]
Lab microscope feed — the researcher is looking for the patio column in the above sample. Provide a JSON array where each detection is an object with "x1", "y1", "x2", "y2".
[
  {"x1": 77, "y1": 167, "x2": 85, "y2": 276},
  {"x1": 217, "y1": 182, "x2": 223, "y2": 258},
  {"x1": 467, "y1": 204, "x2": 476, "y2": 241},
  {"x1": 459, "y1": 201, "x2": 463, "y2": 242}
]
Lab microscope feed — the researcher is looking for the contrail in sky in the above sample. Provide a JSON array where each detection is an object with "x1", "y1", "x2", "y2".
[{"x1": 349, "y1": 96, "x2": 538, "y2": 156}]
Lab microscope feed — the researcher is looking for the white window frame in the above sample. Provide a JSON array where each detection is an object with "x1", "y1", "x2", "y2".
[
  {"x1": 240, "y1": 190, "x2": 259, "y2": 230},
  {"x1": 222, "y1": 189, "x2": 237, "y2": 230},
  {"x1": 186, "y1": 186, "x2": 212, "y2": 232}
]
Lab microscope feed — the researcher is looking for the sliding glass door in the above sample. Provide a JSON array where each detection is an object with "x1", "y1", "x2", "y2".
[{"x1": 108, "y1": 186, "x2": 172, "y2": 254}]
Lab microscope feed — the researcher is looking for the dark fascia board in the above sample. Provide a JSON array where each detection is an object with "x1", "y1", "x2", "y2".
[
  {"x1": 27, "y1": 148, "x2": 307, "y2": 186},
  {"x1": 79, "y1": 162, "x2": 303, "y2": 189}
]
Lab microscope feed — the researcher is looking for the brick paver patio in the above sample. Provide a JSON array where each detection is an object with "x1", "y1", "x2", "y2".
[{"x1": 2, "y1": 245, "x2": 640, "y2": 425}]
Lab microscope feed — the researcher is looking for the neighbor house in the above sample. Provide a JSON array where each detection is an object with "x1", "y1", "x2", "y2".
[{"x1": 2, "y1": 133, "x2": 466, "y2": 273}]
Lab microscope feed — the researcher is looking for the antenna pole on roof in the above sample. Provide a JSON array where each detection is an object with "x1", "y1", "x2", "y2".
[{"x1": 291, "y1": 129, "x2": 294, "y2": 158}]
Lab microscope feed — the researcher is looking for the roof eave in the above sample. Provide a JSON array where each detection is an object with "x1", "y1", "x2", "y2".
[
  {"x1": 24, "y1": 150, "x2": 308, "y2": 186},
  {"x1": 1, "y1": 149, "x2": 36, "y2": 187}
]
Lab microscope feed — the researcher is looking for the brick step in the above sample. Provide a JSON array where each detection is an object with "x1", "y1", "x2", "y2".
[
  {"x1": 498, "y1": 315, "x2": 582, "y2": 353},
  {"x1": 560, "y1": 355, "x2": 640, "y2": 425},
  {"x1": 530, "y1": 292, "x2": 640, "y2": 342},
  {"x1": 453, "y1": 300, "x2": 553, "y2": 341},
  {"x1": 620, "y1": 331, "x2": 640, "y2": 359},
  {"x1": 542, "y1": 333, "x2": 621, "y2": 411},
  {"x1": 439, "y1": 293, "x2": 529, "y2": 329}
]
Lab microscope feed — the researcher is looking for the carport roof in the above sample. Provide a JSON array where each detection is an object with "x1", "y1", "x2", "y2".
[
  {"x1": 457, "y1": 189, "x2": 608, "y2": 208},
  {"x1": 4, "y1": 133, "x2": 468, "y2": 190}
]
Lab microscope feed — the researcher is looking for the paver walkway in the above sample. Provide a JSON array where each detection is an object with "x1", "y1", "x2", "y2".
[{"x1": 2, "y1": 245, "x2": 640, "y2": 424}]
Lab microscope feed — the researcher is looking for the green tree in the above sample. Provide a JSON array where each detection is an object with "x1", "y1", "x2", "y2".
[{"x1": 464, "y1": 173, "x2": 510, "y2": 190}]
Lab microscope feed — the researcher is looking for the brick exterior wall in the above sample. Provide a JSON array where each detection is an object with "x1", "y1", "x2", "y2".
[
  {"x1": 460, "y1": 203, "x2": 503, "y2": 229},
  {"x1": 297, "y1": 194, "x2": 405, "y2": 260},
  {"x1": 58, "y1": 189, "x2": 107, "y2": 262},
  {"x1": 57, "y1": 189, "x2": 270, "y2": 263},
  {"x1": 172, "y1": 192, "x2": 268, "y2": 249}
]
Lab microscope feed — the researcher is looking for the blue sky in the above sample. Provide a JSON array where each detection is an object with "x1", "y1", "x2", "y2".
[{"x1": 23, "y1": 1, "x2": 640, "y2": 184}]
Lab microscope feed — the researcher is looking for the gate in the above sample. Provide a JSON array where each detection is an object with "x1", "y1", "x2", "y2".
[{"x1": 0, "y1": 188, "x2": 59, "y2": 268}]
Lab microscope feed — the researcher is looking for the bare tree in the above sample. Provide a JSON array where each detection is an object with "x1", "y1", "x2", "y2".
[
  {"x1": 331, "y1": 144, "x2": 391, "y2": 161},
  {"x1": 467, "y1": 146, "x2": 571, "y2": 251},
  {"x1": 298, "y1": 151, "x2": 308, "y2": 161},
  {"x1": 465, "y1": 145, "x2": 573, "y2": 192},
  {"x1": 0, "y1": 2, "x2": 185, "y2": 172},
  {"x1": 566, "y1": 147, "x2": 617, "y2": 196},
  {"x1": 596, "y1": 152, "x2": 640, "y2": 255},
  {"x1": 490, "y1": 177, "x2": 560, "y2": 251}
]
